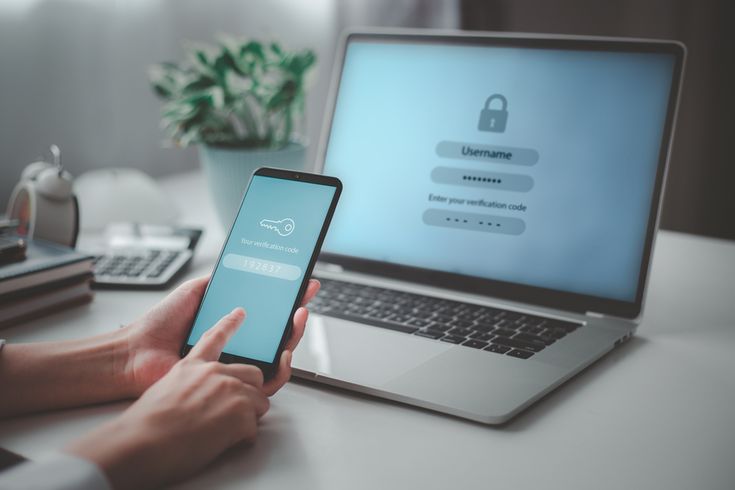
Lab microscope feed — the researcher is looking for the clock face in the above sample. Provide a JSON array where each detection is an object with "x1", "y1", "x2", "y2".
[
  {"x1": 8, "y1": 179, "x2": 79, "y2": 247},
  {"x1": 10, "y1": 187, "x2": 31, "y2": 237}
]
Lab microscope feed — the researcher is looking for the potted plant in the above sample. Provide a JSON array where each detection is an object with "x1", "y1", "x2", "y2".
[{"x1": 149, "y1": 37, "x2": 316, "y2": 226}]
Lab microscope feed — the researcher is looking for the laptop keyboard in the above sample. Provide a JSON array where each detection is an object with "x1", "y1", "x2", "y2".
[{"x1": 308, "y1": 278, "x2": 582, "y2": 360}]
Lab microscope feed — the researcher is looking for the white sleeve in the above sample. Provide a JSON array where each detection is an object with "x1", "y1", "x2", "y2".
[{"x1": 0, "y1": 451, "x2": 112, "y2": 490}]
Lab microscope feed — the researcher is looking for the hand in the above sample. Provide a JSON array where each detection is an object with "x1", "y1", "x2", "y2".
[
  {"x1": 68, "y1": 308, "x2": 269, "y2": 490},
  {"x1": 122, "y1": 275, "x2": 320, "y2": 396}
]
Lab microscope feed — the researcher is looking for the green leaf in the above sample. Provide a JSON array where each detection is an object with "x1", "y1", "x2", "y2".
[
  {"x1": 183, "y1": 76, "x2": 216, "y2": 92},
  {"x1": 207, "y1": 86, "x2": 225, "y2": 110},
  {"x1": 186, "y1": 47, "x2": 217, "y2": 78},
  {"x1": 148, "y1": 63, "x2": 189, "y2": 99},
  {"x1": 241, "y1": 41, "x2": 266, "y2": 61}
]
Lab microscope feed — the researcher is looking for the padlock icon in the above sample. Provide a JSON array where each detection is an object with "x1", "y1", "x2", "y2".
[{"x1": 478, "y1": 94, "x2": 508, "y2": 133}]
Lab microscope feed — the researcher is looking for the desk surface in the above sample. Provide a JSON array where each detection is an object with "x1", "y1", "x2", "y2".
[{"x1": 1, "y1": 171, "x2": 734, "y2": 490}]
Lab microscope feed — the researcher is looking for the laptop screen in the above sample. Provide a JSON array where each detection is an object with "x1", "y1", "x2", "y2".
[{"x1": 320, "y1": 33, "x2": 681, "y2": 315}]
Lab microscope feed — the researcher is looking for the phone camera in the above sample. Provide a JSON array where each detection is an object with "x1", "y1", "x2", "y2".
[{"x1": 295, "y1": 174, "x2": 301, "y2": 179}]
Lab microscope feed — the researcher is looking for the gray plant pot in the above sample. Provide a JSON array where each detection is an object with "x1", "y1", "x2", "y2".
[{"x1": 199, "y1": 142, "x2": 307, "y2": 228}]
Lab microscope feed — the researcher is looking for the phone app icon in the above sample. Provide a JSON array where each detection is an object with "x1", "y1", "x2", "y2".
[{"x1": 259, "y1": 217, "x2": 295, "y2": 236}]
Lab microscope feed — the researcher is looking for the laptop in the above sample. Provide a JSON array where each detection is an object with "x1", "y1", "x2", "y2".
[{"x1": 293, "y1": 29, "x2": 685, "y2": 424}]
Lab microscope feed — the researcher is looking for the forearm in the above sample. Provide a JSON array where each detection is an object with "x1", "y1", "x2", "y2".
[{"x1": 0, "y1": 329, "x2": 135, "y2": 417}]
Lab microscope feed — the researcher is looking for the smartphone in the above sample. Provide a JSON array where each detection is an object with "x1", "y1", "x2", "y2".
[{"x1": 181, "y1": 167, "x2": 342, "y2": 379}]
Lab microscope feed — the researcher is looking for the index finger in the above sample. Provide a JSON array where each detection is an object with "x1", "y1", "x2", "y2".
[{"x1": 188, "y1": 307, "x2": 246, "y2": 362}]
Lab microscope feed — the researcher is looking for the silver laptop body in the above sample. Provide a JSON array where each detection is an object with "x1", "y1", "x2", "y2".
[{"x1": 293, "y1": 29, "x2": 686, "y2": 424}]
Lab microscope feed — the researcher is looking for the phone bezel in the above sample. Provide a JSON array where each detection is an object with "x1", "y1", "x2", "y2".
[{"x1": 180, "y1": 166, "x2": 342, "y2": 379}]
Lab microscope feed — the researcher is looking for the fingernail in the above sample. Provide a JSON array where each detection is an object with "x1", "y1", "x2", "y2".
[{"x1": 231, "y1": 307, "x2": 245, "y2": 317}]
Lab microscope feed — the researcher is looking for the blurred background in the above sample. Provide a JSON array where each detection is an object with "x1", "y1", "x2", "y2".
[{"x1": 1, "y1": 0, "x2": 732, "y2": 239}]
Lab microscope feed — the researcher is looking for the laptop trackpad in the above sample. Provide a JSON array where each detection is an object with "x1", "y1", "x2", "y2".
[
  {"x1": 383, "y1": 347, "x2": 566, "y2": 420},
  {"x1": 293, "y1": 315, "x2": 451, "y2": 387}
]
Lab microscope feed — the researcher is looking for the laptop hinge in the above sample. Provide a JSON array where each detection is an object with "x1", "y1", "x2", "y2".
[{"x1": 585, "y1": 311, "x2": 605, "y2": 318}]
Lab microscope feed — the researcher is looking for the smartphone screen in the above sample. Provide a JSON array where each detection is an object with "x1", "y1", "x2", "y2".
[{"x1": 183, "y1": 169, "x2": 341, "y2": 370}]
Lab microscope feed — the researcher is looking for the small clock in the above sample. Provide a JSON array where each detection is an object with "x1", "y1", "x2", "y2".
[{"x1": 6, "y1": 145, "x2": 79, "y2": 248}]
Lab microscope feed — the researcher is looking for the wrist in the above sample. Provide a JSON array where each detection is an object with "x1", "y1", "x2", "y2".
[
  {"x1": 116, "y1": 321, "x2": 159, "y2": 397},
  {"x1": 66, "y1": 327, "x2": 140, "y2": 402},
  {"x1": 108, "y1": 325, "x2": 142, "y2": 399}
]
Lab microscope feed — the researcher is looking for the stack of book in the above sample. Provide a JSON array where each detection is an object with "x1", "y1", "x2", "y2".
[{"x1": 0, "y1": 239, "x2": 94, "y2": 328}]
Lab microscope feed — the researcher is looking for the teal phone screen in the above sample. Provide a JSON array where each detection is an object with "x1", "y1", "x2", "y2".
[{"x1": 187, "y1": 175, "x2": 337, "y2": 363}]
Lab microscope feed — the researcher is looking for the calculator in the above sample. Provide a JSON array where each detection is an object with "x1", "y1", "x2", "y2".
[{"x1": 84, "y1": 224, "x2": 202, "y2": 289}]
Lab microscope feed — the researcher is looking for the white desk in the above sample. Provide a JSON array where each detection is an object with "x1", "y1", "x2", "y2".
[{"x1": 1, "y1": 170, "x2": 734, "y2": 490}]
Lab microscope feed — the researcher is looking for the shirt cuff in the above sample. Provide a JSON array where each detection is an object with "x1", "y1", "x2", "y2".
[{"x1": 0, "y1": 451, "x2": 111, "y2": 490}]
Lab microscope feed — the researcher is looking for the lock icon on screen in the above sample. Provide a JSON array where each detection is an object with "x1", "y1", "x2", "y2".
[{"x1": 478, "y1": 94, "x2": 508, "y2": 133}]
